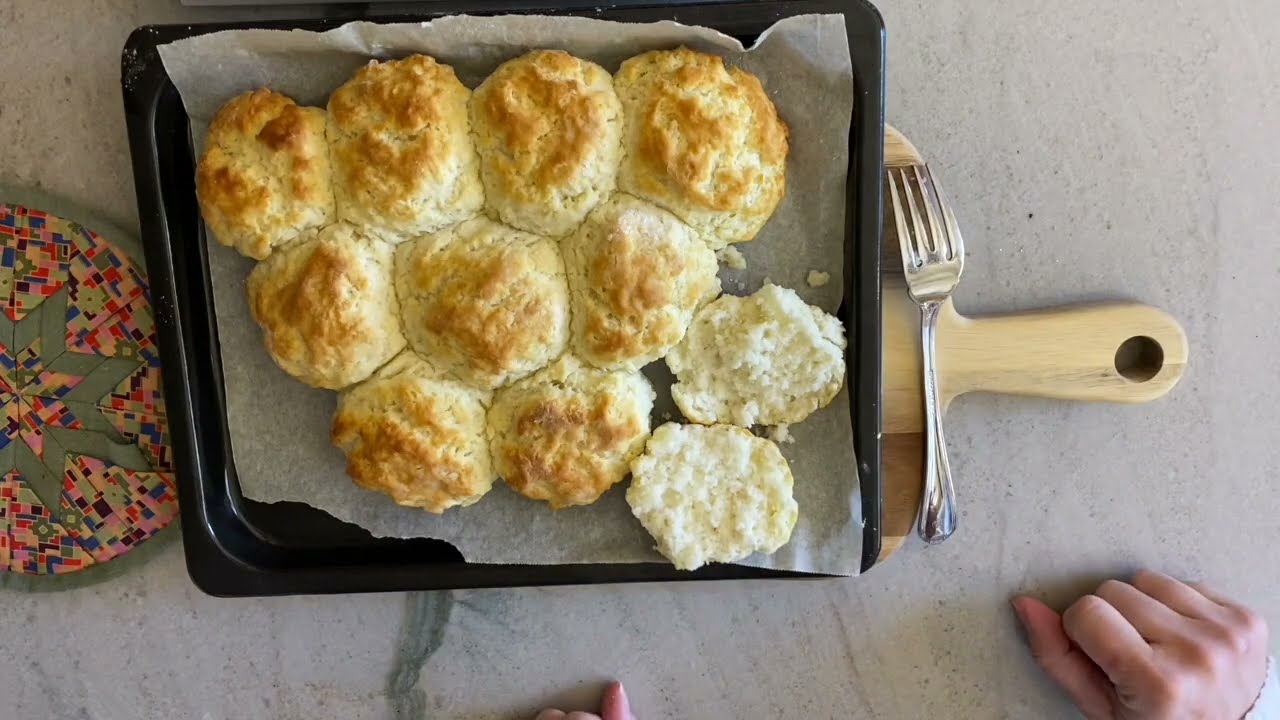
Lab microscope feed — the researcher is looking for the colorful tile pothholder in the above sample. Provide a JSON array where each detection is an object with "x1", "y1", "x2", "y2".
[{"x1": 0, "y1": 202, "x2": 176, "y2": 575}]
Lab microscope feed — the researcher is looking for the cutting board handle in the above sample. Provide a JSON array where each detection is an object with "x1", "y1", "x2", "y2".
[{"x1": 938, "y1": 302, "x2": 1189, "y2": 407}]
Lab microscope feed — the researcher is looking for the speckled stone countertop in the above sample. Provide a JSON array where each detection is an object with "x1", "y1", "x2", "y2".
[{"x1": 3, "y1": 1, "x2": 1278, "y2": 718}]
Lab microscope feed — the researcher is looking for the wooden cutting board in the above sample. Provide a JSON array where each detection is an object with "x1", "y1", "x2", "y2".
[{"x1": 876, "y1": 126, "x2": 1189, "y2": 563}]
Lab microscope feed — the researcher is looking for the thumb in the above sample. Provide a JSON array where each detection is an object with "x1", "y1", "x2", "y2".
[
  {"x1": 600, "y1": 681, "x2": 634, "y2": 720},
  {"x1": 1011, "y1": 596, "x2": 1116, "y2": 720}
]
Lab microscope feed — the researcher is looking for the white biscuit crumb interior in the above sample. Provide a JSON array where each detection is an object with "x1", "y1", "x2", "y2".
[
  {"x1": 666, "y1": 283, "x2": 847, "y2": 426},
  {"x1": 627, "y1": 423, "x2": 798, "y2": 570}
]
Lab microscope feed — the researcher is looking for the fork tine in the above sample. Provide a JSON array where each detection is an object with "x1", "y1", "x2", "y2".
[
  {"x1": 926, "y1": 165, "x2": 964, "y2": 262},
  {"x1": 887, "y1": 168, "x2": 917, "y2": 268},
  {"x1": 902, "y1": 168, "x2": 930, "y2": 265},
  {"x1": 915, "y1": 165, "x2": 947, "y2": 258}
]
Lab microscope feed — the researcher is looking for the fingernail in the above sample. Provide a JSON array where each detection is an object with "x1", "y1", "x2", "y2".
[
  {"x1": 1010, "y1": 597, "x2": 1029, "y2": 627},
  {"x1": 602, "y1": 680, "x2": 633, "y2": 720}
]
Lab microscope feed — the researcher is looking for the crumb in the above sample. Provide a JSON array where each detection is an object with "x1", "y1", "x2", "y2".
[
  {"x1": 661, "y1": 411, "x2": 672, "y2": 421},
  {"x1": 806, "y1": 270, "x2": 831, "y2": 288},
  {"x1": 767, "y1": 424, "x2": 795, "y2": 444},
  {"x1": 761, "y1": 276, "x2": 774, "y2": 287},
  {"x1": 716, "y1": 246, "x2": 747, "y2": 270}
]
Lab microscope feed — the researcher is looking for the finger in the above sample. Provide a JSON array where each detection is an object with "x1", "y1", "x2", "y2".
[
  {"x1": 600, "y1": 682, "x2": 635, "y2": 720},
  {"x1": 1062, "y1": 594, "x2": 1155, "y2": 686},
  {"x1": 1185, "y1": 580, "x2": 1269, "y2": 645},
  {"x1": 1132, "y1": 570, "x2": 1223, "y2": 620},
  {"x1": 1094, "y1": 579, "x2": 1187, "y2": 641},
  {"x1": 1011, "y1": 596, "x2": 1116, "y2": 719},
  {"x1": 1184, "y1": 580, "x2": 1237, "y2": 609},
  {"x1": 535, "y1": 711, "x2": 567, "y2": 720},
  {"x1": 566, "y1": 714, "x2": 602, "y2": 720}
]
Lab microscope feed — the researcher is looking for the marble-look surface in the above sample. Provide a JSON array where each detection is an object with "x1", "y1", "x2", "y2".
[{"x1": 2, "y1": 1, "x2": 1278, "y2": 718}]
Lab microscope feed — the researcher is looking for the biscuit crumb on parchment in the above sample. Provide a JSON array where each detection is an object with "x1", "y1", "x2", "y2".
[
  {"x1": 716, "y1": 246, "x2": 747, "y2": 270},
  {"x1": 767, "y1": 424, "x2": 795, "y2": 444}
]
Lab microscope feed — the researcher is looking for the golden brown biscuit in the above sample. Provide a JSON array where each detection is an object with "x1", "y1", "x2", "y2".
[
  {"x1": 487, "y1": 354, "x2": 654, "y2": 508},
  {"x1": 196, "y1": 88, "x2": 334, "y2": 260},
  {"x1": 328, "y1": 55, "x2": 484, "y2": 243},
  {"x1": 331, "y1": 352, "x2": 495, "y2": 514},
  {"x1": 247, "y1": 223, "x2": 405, "y2": 390},
  {"x1": 394, "y1": 217, "x2": 569, "y2": 389},
  {"x1": 615, "y1": 47, "x2": 789, "y2": 248},
  {"x1": 471, "y1": 50, "x2": 623, "y2": 237},
  {"x1": 562, "y1": 194, "x2": 720, "y2": 370}
]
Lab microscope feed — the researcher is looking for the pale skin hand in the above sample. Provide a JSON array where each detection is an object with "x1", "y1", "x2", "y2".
[
  {"x1": 536, "y1": 681, "x2": 635, "y2": 720},
  {"x1": 1012, "y1": 570, "x2": 1270, "y2": 719}
]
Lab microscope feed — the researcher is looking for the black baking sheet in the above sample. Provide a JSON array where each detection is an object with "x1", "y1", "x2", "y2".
[{"x1": 121, "y1": 0, "x2": 884, "y2": 597}]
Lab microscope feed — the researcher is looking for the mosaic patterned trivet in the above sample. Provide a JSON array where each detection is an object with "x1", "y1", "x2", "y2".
[{"x1": 0, "y1": 201, "x2": 176, "y2": 576}]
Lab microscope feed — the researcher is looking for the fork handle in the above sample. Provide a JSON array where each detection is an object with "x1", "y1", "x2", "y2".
[{"x1": 918, "y1": 300, "x2": 958, "y2": 544}]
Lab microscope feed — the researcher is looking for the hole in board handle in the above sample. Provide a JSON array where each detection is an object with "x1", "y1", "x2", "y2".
[{"x1": 1114, "y1": 336, "x2": 1164, "y2": 382}]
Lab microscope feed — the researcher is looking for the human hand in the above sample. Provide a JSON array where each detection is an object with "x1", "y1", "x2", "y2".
[
  {"x1": 1012, "y1": 570, "x2": 1269, "y2": 719},
  {"x1": 535, "y1": 681, "x2": 635, "y2": 720}
]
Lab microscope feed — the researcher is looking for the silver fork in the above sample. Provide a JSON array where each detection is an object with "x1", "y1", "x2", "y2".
[{"x1": 887, "y1": 164, "x2": 965, "y2": 544}]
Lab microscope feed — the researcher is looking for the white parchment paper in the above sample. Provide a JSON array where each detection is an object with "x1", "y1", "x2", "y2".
[{"x1": 159, "y1": 13, "x2": 861, "y2": 575}]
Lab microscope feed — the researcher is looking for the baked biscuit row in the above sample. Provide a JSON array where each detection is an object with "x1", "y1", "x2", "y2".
[{"x1": 197, "y1": 48, "x2": 787, "y2": 260}]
